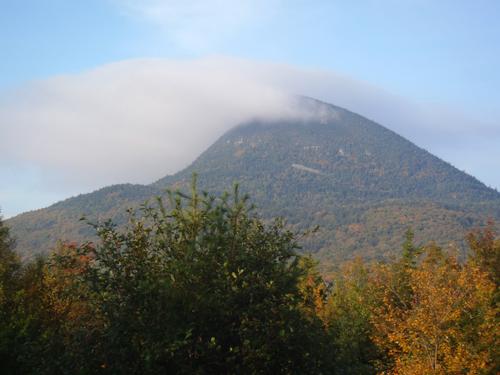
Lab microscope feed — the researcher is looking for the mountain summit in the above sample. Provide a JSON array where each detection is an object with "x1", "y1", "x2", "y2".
[{"x1": 8, "y1": 99, "x2": 500, "y2": 268}]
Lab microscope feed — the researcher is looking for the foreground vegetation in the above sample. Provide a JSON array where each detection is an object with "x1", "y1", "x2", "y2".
[{"x1": 1, "y1": 183, "x2": 498, "y2": 374}]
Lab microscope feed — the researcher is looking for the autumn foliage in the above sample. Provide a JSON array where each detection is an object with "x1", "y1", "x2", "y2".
[
  {"x1": 0, "y1": 188, "x2": 499, "y2": 374},
  {"x1": 370, "y1": 246, "x2": 497, "y2": 374}
]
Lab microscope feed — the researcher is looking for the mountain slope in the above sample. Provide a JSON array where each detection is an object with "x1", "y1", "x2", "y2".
[
  {"x1": 8, "y1": 184, "x2": 161, "y2": 258},
  {"x1": 8, "y1": 99, "x2": 500, "y2": 268},
  {"x1": 156, "y1": 102, "x2": 496, "y2": 203}
]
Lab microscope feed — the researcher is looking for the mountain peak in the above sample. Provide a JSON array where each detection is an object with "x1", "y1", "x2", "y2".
[{"x1": 8, "y1": 99, "x2": 500, "y2": 266}]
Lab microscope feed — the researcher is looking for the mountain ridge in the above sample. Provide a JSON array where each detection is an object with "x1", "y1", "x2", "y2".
[{"x1": 7, "y1": 98, "x2": 500, "y2": 268}]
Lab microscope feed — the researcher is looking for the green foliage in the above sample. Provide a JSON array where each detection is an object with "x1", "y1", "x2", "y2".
[
  {"x1": 388, "y1": 228, "x2": 422, "y2": 310},
  {"x1": 1, "y1": 195, "x2": 499, "y2": 373},
  {"x1": 0, "y1": 211, "x2": 63, "y2": 375},
  {"x1": 53, "y1": 181, "x2": 332, "y2": 374},
  {"x1": 0, "y1": 211, "x2": 19, "y2": 304},
  {"x1": 401, "y1": 228, "x2": 419, "y2": 268},
  {"x1": 323, "y1": 259, "x2": 382, "y2": 374},
  {"x1": 467, "y1": 221, "x2": 500, "y2": 287},
  {"x1": 0, "y1": 212, "x2": 22, "y2": 373}
]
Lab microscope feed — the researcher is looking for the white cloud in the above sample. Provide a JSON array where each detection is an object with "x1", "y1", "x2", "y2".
[
  {"x1": 0, "y1": 57, "x2": 312, "y2": 191},
  {"x1": 1, "y1": 56, "x2": 499, "y2": 217}
]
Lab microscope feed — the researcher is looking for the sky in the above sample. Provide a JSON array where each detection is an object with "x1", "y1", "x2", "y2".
[{"x1": 1, "y1": 0, "x2": 499, "y2": 218}]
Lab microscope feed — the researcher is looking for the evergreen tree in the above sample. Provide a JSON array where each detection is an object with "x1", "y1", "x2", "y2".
[
  {"x1": 0, "y1": 211, "x2": 22, "y2": 373},
  {"x1": 401, "y1": 227, "x2": 419, "y2": 268},
  {"x1": 0, "y1": 211, "x2": 18, "y2": 301},
  {"x1": 60, "y1": 180, "x2": 333, "y2": 374},
  {"x1": 467, "y1": 221, "x2": 500, "y2": 287}
]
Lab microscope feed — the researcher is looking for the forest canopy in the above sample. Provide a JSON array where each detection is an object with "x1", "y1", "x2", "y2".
[{"x1": 0, "y1": 183, "x2": 498, "y2": 374}]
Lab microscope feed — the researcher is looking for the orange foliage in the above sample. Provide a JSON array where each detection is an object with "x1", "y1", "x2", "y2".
[
  {"x1": 42, "y1": 242, "x2": 94, "y2": 323},
  {"x1": 371, "y1": 248, "x2": 497, "y2": 374}
]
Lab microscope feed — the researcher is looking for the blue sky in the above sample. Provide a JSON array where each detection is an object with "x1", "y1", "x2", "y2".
[{"x1": 1, "y1": 0, "x2": 500, "y2": 217}]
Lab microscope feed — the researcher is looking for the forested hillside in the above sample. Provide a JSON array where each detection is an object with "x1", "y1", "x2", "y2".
[
  {"x1": 8, "y1": 99, "x2": 500, "y2": 268},
  {"x1": 1, "y1": 186, "x2": 498, "y2": 374}
]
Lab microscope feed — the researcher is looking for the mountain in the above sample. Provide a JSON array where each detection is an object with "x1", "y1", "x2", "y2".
[{"x1": 8, "y1": 99, "x2": 500, "y2": 270}]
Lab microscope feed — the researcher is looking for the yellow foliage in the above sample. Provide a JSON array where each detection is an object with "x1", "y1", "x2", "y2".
[
  {"x1": 371, "y1": 247, "x2": 498, "y2": 374},
  {"x1": 297, "y1": 256, "x2": 328, "y2": 321},
  {"x1": 42, "y1": 242, "x2": 95, "y2": 327}
]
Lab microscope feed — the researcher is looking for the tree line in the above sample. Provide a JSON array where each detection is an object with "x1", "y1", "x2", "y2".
[{"x1": 0, "y1": 181, "x2": 498, "y2": 374}]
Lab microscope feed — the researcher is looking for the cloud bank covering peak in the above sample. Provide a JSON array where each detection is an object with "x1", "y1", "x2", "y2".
[{"x1": 1, "y1": 56, "x2": 499, "y2": 217}]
